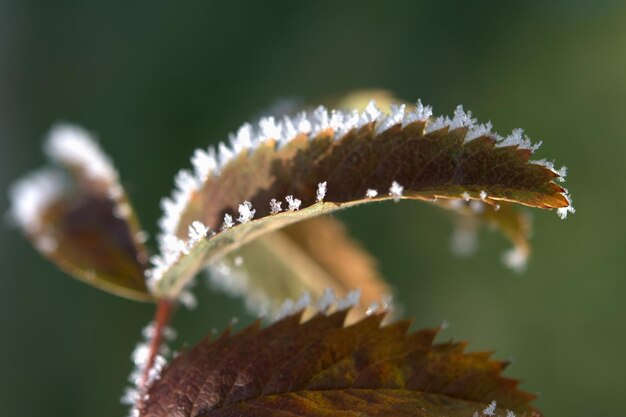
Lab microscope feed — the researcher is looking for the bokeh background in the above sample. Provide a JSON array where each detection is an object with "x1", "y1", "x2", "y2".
[{"x1": 1, "y1": 1, "x2": 625, "y2": 416}]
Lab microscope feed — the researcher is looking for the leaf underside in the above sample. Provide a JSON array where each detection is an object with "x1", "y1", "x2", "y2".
[
  {"x1": 139, "y1": 311, "x2": 541, "y2": 417},
  {"x1": 155, "y1": 119, "x2": 568, "y2": 297},
  {"x1": 211, "y1": 216, "x2": 391, "y2": 320}
]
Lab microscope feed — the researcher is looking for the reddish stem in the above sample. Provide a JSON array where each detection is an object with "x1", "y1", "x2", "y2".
[{"x1": 139, "y1": 299, "x2": 175, "y2": 392}]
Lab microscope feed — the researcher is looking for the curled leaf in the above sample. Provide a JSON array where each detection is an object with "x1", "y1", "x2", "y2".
[
  {"x1": 208, "y1": 216, "x2": 391, "y2": 320},
  {"x1": 149, "y1": 100, "x2": 572, "y2": 299},
  {"x1": 8, "y1": 124, "x2": 151, "y2": 301},
  {"x1": 138, "y1": 310, "x2": 541, "y2": 417}
]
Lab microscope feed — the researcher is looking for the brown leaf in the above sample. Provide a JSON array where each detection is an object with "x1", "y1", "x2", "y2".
[
  {"x1": 149, "y1": 101, "x2": 572, "y2": 299},
  {"x1": 209, "y1": 216, "x2": 391, "y2": 320},
  {"x1": 139, "y1": 311, "x2": 541, "y2": 417},
  {"x1": 9, "y1": 124, "x2": 151, "y2": 301}
]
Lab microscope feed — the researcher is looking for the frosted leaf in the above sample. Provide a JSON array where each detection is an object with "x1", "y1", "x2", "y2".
[
  {"x1": 365, "y1": 188, "x2": 378, "y2": 198},
  {"x1": 8, "y1": 168, "x2": 65, "y2": 233},
  {"x1": 483, "y1": 400, "x2": 497, "y2": 416},
  {"x1": 237, "y1": 201, "x2": 256, "y2": 224},
  {"x1": 222, "y1": 213, "x2": 234, "y2": 230},
  {"x1": 269, "y1": 198, "x2": 282, "y2": 214},
  {"x1": 44, "y1": 123, "x2": 117, "y2": 182},
  {"x1": 285, "y1": 195, "x2": 301, "y2": 211},
  {"x1": 316, "y1": 181, "x2": 327, "y2": 202},
  {"x1": 389, "y1": 181, "x2": 404, "y2": 202}
]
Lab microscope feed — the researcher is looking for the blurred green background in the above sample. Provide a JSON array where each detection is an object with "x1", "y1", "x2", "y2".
[{"x1": 1, "y1": 1, "x2": 625, "y2": 416}]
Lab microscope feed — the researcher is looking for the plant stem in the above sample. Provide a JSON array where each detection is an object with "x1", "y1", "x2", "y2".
[{"x1": 140, "y1": 298, "x2": 174, "y2": 392}]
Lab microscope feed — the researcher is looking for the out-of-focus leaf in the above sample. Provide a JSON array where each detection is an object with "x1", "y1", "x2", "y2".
[
  {"x1": 138, "y1": 310, "x2": 541, "y2": 417},
  {"x1": 8, "y1": 124, "x2": 151, "y2": 301},
  {"x1": 440, "y1": 199, "x2": 532, "y2": 270},
  {"x1": 208, "y1": 216, "x2": 391, "y2": 319},
  {"x1": 149, "y1": 101, "x2": 572, "y2": 299}
]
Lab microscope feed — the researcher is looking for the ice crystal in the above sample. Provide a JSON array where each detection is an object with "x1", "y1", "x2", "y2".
[
  {"x1": 496, "y1": 128, "x2": 542, "y2": 152},
  {"x1": 8, "y1": 168, "x2": 65, "y2": 233},
  {"x1": 237, "y1": 201, "x2": 256, "y2": 224},
  {"x1": 336, "y1": 288, "x2": 361, "y2": 310},
  {"x1": 365, "y1": 188, "x2": 378, "y2": 198},
  {"x1": 479, "y1": 190, "x2": 488, "y2": 200},
  {"x1": 316, "y1": 288, "x2": 337, "y2": 313},
  {"x1": 316, "y1": 181, "x2": 327, "y2": 202},
  {"x1": 222, "y1": 213, "x2": 234, "y2": 230},
  {"x1": 557, "y1": 192, "x2": 575, "y2": 219},
  {"x1": 187, "y1": 221, "x2": 208, "y2": 243},
  {"x1": 44, "y1": 123, "x2": 117, "y2": 182},
  {"x1": 506, "y1": 411, "x2": 516, "y2": 417},
  {"x1": 389, "y1": 181, "x2": 404, "y2": 202},
  {"x1": 285, "y1": 195, "x2": 301, "y2": 211},
  {"x1": 483, "y1": 400, "x2": 497, "y2": 416},
  {"x1": 191, "y1": 148, "x2": 217, "y2": 181},
  {"x1": 269, "y1": 198, "x2": 282, "y2": 214}
]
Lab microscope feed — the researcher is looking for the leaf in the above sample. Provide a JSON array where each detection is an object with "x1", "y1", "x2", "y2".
[
  {"x1": 8, "y1": 124, "x2": 152, "y2": 301},
  {"x1": 138, "y1": 310, "x2": 541, "y2": 417},
  {"x1": 208, "y1": 216, "x2": 391, "y2": 320},
  {"x1": 149, "y1": 100, "x2": 572, "y2": 300}
]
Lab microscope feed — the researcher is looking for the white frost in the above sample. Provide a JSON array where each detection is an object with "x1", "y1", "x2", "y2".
[
  {"x1": 44, "y1": 123, "x2": 118, "y2": 182},
  {"x1": 366, "y1": 188, "x2": 378, "y2": 198},
  {"x1": 483, "y1": 400, "x2": 497, "y2": 416},
  {"x1": 285, "y1": 195, "x2": 301, "y2": 211},
  {"x1": 8, "y1": 168, "x2": 65, "y2": 234},
  {"x1": 269, "y1": 198, "x2": 282, "y2": 214},
  {"x1": 237, "y1": 201, "x2": 256, "y2": 224},
  {"x1": 316, "y1": 181, "x2": 327, "y2": 202},
  {"x1": 389, "y1": 181, "x2": 404, "y2": 202},
  {"x1": 222, "y1": 213, "x2": 235, "y2": 230}
]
